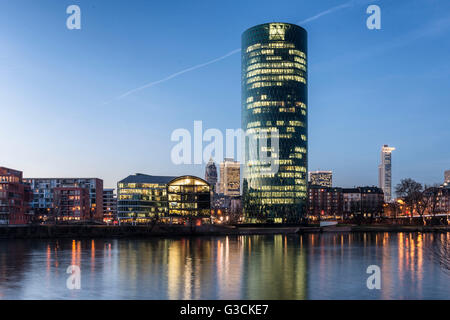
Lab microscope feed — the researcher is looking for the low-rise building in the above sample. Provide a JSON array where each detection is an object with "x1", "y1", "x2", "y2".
[
  {"x1": 53, "y1": 187, "x2": 90, "y2": 221},
  {"x1": 117, "y1": 174, "x2": 211, "y2": 225},
  {"x1": 167, "y1": 176, "x2": 211, "y2": 224},
  {"x1": 343, "y1": 186, "x2": 384, "y2": 218},
  {"x1": 117, "y1": 174, "x2": 174, "y2": 224},
  {"x1": 24, "y1": 177, "x2": 103, "y2": 222},
  {"x1": 0, "y1": 167, "x2": 32, "y2": 225},
  {"x1": 308, "y1": 186, "x2": 343, "y2": 218},
  {"x1": 103, "y1": 188, "x2": 117, "y2": 224}
]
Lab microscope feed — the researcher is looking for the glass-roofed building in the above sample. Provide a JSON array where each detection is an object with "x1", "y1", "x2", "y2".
[
  {"x1": 167, "y1": 176, "x2": 211, "y2": 223},
  {"x1": 117, "y1": 173, "x2": 211, "y2": 224},
  {"x1": 117, "y1": 174, "x2": 175, "y2": 224}
]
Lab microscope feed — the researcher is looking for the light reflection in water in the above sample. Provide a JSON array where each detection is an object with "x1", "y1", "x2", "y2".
[{"x1": 0, "y1": 233, "x2": 448, "y2": 299}]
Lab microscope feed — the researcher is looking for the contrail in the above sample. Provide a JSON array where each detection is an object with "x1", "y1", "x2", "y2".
[
  {"x1": 298, "y1": 2, "x2": 353, "y2": 24},
  {"x1": 106, "y1": 1, "x2": 368, "y2": 103},
  {"x1": 105, "y1": 48, "x2": 241, "y2": 104},
  {"x1": 298, "y1": 0, "x2": 377, "y2": 25},
  {"x1": 298, "y1": 1, "x2": 354, "y2": 24}
]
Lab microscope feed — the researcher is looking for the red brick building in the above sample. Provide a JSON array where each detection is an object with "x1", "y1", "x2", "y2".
[
  {"x1": 308, "y1": 186, "x2": 343, "y2": 218},
  {"x1": 24, "y1": 177, "x2": 104, "y2": 222},
  {"x1": 0, "y1": 167, "x2": 32, "y2": 225},
  {"x1": 53, "y1": 187, "x2": 90, "y2": 221}
]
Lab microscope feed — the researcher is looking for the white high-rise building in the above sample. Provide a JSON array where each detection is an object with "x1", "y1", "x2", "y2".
[
  {"x1": 378, "y1": 145, "x2": 395, "y2": 202},
  {"x1": 218, "y1": 158, "x2": 240, "y2": 196}
]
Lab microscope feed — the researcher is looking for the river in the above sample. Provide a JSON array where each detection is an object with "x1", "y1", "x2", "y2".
[{"x1": 0, "y1": 232, "x2": 448, "y2": 299}]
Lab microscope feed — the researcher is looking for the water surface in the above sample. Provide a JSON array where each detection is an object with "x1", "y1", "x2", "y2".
[{"x1": 0, "y1": 232, "x2": 448, "y2": 299}]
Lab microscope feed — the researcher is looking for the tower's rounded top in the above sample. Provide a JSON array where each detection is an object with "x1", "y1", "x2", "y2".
[{"x1": 242, "y1": 22, "x2": 307, "y2": 35}]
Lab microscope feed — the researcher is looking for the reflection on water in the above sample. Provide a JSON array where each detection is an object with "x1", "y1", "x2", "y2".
[{"x1": 0, "y1": 233, "x2": 448, "y2": 299}]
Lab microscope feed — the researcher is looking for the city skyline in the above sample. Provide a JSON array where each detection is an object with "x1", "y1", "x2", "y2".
[{"x1": 1, "y1": 0, "x2": 450, "y2": 189}]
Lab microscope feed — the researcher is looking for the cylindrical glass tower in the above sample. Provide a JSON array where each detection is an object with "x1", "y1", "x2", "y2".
[{"x1": 241, "y1": 23, "x2": 307, "y2": 223}]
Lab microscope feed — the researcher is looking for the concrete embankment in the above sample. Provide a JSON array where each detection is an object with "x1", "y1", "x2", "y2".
[
  {"x1": 0, "y1": 224, "x2": 448, "y2": 239},
  {"x1": 0, "y1": 224, "x2": 301, "y2": 239}
]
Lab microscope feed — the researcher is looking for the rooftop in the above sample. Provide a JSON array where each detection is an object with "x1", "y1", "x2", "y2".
[{"x1": 118, "y1": 173, "x2": 176, "y2": 185}]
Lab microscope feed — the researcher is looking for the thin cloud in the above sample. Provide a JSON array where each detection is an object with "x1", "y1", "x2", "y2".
[
  {"x1": 106, "y1": 1, "x2": 372, "y2": 103},
  {"x1": 298, "y1": 2, "x2": 353, "y2": 24},
  {"x1": 104, "y1": 48, "x2": 241, "y2": 105},
  {"x1": 298, "y1": 0, "x2": 378, "y2": 25}
]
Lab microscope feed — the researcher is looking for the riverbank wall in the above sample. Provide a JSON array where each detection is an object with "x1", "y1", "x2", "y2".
[{"x1": 0, "y1": 224, "x2": 448, "y2": 239}]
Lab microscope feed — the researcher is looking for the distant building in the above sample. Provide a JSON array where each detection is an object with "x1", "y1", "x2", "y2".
[
  {"x1": 343, "y1": 187, "x2": 384, "y2": 218},
  {"x1": 103, "y1": 188, "x2": 117, "y2": 224},
  {"x1": 438, "y1": 186, "x2": 450, "y2": 214},
  {"x1": 378, "y1": 145, "x2": 395, "y2": 202},
  {"x1": 212, "y1": 193, "x2": 232, "y2": 214},
  {"x1": 211, "y1": 193, "x2": 242, "y2": 223},
  {"x1": 445, "y1": 170, "x2": 450, "y2": 185},
  {"x1": 422, "y1": 185, "x2": 450, "y2": 215},
  {"x1": 218, "y1": 158, "x2": 240, "y2": 196},
  {"x1": 309, "y1": 171, "x2": 332, "y2": 187},
  {"x1": 53, "y1": 187, "x2": 90, "y2": 221},
  {"x1": 24, "y1": 178, "x2": 104, "y2": 221},
  {"x1": 308, "y1": 186, "x2": 343, "y2": 218},
  {"x1": 117, "y1": 174, "x2": 211, "y2": 224},
  {"x1": 0, "y1": 167, "x2": 32, "y2": 225},
  {"x1": 205, "y1": 158, "x2": 218, "y2": 192},
  {"x1": 230, "y1": 197, "x2": 242, "y2": 217}
]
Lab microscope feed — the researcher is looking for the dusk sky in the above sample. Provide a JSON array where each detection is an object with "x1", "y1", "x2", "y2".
[{"x1": 1, "y1": 0, "x2": 449, "y2": 189}]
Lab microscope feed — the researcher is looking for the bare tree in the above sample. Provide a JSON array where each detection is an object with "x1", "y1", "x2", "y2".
[
  {"x1": 423, "y1": 185, "x2": 442, "y2": 217},
  {"x1": 395, "y1": 178, "x2": 423, "y2": 219}
]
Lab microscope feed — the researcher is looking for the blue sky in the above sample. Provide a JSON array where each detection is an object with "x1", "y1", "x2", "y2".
[{"x1": 0, "y1": 0, "x2": 449, "y2": 189}]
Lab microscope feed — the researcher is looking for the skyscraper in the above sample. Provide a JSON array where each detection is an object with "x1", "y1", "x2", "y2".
[
  {"x1": 205, "y1": 158, "x2": 218, "y2": 192},
  {"x1": 242, "y1": 23, "x2": 308, "y2": 223},
  {"x1": 309, "y1": 171, "x2": 332, "y2": 187},
  {"x1": 218, "y1": 158, "x2": 240, "y2": 196},
  {"x1": 445, "y1": 170, "x2": 450, "y2": 185},
  {"x1": 378, "y1": 145, "x2": 395, "y2": 202}
]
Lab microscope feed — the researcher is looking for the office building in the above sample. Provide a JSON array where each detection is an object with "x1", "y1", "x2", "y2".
[
  {"x1": 117, "y1": 174, "x2": 174, "y2": 224},
  {"x1": 218, "y1": 158, "x2": 240, "y2": 196},
  {"x1": 242, "y1": 23, "x2": 308, "y2": 222},
  {"x1": 445, "y1": 170, "x2": 450, "y2": 185},
  {"x1": 24, "y1": 177, "x2": 104, "y2": 221},
  {"x1": 103, "y1": 188, "x2": 117, "y2": 224},
  {"x1": 378, "y1": 145, "x2": 395, "y2": 202},
  {"x1": 167, "y1": 175, "x2": 211, "y2": 223},
  {"x1": 117, "y1": 173, "x2": 211, "y2": 224},
  {"x1": 309, "y1": 171, "x2": 332, "y2": 187},
  {"x1": 0, "y1": 167, "x2": 32, "y2": 225},
  {"x1": 205, "y1": 158, "x2": 218, "y2": 192}
]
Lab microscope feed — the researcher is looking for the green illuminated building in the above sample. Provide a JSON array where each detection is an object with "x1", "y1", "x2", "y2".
[{"x1": 242, "y1": 23, "x2": 308, "y2": 223}]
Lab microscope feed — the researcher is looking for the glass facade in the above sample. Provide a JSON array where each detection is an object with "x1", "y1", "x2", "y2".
[
  {"x1": 117, "y1": 174, "x2": 174, "y2": 223},
  {"x1": 167, "y1": 176, "x2": 211, "y2": 220},
  {"x1": 242, "y1": 23, "x2": 308, "y2": 223}
]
